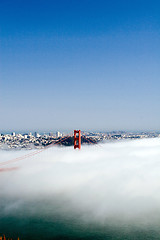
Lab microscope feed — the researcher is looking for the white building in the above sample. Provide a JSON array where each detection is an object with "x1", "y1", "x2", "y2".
[{"x1": 56, "y1": 131, "x2": 62, "y2": 138}]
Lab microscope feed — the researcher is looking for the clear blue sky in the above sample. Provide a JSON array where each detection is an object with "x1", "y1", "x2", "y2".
[{"x1": 0, "y1": 0, "x2": 160, "y2": 132}]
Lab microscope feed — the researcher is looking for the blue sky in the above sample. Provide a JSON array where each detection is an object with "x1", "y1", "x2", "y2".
[{"x1": 0, "y1": 0, "x2": 160, "y2": 132}]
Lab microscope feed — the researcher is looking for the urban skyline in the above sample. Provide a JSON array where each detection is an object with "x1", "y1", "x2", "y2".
[{"x1": 0, "y1": 130, "x2": 159, "y2": 150}]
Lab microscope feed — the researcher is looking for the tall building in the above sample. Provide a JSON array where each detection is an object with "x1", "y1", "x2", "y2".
[
  {"x1": 56, "y1": 131, "x2": 61, "y2": 138},
  {"x1": 34, "y1": 132, "x2": 40, "y2": 138}
]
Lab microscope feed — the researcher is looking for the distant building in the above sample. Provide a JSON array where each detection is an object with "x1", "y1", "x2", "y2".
[
  {"x1": 49, "y1": 132, "x2": 53, "y2": 137},
  {"x1": 12, "y1": 132, "x2": 16, "y2": 137},
  {"x1": 34, "y1": 132, "x2": 40, "y2": 138},
  {"x1": 24, "y1": 134, "x2": 28, "y2": 139},
  {"x1": 56, "y1": 131, "x2": 62, "y2": 138}
]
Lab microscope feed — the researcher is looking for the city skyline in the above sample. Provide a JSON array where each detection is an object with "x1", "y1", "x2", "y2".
[{"x1": 1, "y1": 0, "x2": 160, "y2": 131}]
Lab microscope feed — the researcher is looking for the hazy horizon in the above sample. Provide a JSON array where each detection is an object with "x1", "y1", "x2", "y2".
[{"x1": 1, "y1": 128, "x2": 160, "y2": 135}]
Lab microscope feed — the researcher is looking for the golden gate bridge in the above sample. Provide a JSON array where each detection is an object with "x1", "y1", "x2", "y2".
[{"x1": 0, "y1": 130, "x2": 97, "y2": 169}]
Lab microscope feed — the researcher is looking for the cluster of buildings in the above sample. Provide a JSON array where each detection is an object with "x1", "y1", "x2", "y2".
[
  {"x1": 0, "y1": 131, "x2": 63, "y2": 150},
  {"x1": 0, "y1": 131, "x2": 159, "y2": 150},
  {"x1": 84, "y1": 131, "x2": 160, "y2": 142}
]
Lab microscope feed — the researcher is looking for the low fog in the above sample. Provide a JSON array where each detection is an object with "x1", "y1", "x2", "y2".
[{"x1": 1, "y1": 138, "x2": 160, "y2": 226}]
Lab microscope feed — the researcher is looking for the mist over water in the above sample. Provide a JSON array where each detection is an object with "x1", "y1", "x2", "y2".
[{"x1": 1, "y1": 138, "x2": 160, "y2": 239}]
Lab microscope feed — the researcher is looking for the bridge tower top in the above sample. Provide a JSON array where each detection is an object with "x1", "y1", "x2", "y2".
[{"x1": 74, "y1": 130, "x2": 81, "y2": 149}]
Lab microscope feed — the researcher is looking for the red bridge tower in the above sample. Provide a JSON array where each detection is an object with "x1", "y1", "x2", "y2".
[{"x1": 74, "y1": 130, "x2": 81, "y2": 149}]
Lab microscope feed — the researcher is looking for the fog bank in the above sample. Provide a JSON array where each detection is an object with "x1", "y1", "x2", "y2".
[{"x1": 1, "y1": 138, "x2": 160, "y2": 225}]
